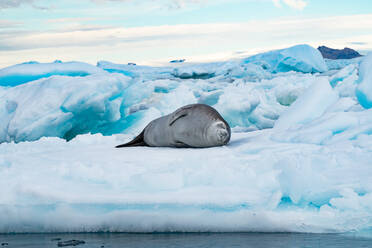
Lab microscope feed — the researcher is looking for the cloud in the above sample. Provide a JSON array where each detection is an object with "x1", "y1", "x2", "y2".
[
  {"x1": 166, "y1": 0, "x2": 207, "y2": 9},
  {"x1": 1, "y1": 14, "x2": 372, "y2": 68},
  {"x1": 0, "y1": 0, "x2": 50, "y2": 9},
  {"x1": 272, "y1": 0, "x2": 307, "y2": 10},
  {"x1": 0, "y1": 0, "x2": 34, "y2": 8},
  {"x1": 348, "y1": 42, "x2": 367, "y2": 46},
  {"x1": 1, "y1": 14, "x2": 371, "y2": 51},
  {"x1": 272, "y1": 0, "x2": 281, "y2": 8},
  {"x1": 90, "y1": 0, "x2": 208, "y2": 9},
  {"x1": 0, "y1": 19, "x2": 22, "y2": 28},
  {"x1": 1, "y1": 0, "x2": 305, "y2": 11}
]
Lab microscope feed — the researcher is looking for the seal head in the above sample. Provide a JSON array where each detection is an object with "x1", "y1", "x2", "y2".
[{"x1": 207, "y1": 121, "x2": 230, "y2": 146}]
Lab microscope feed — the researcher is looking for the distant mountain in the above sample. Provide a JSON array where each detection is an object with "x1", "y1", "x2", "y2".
[{"x1": 318, "y1": 46, "x2": 362, "y2": 60}]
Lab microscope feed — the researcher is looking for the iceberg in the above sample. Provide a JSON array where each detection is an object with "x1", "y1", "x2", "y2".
[
  {"x1": 1, "y1": 50, "x2": 327, "y2": 144},
  {"x1": 171, "y1": 62, "x2": 236, "y2": 79},
  {"x1": 242, "y1": 44, "x2": 327, "y2": 73},
  {"x1": 0, "y1": 44, "x2": 372, "y2": 234},
  {"x1": 0, "y1": 45, "x2": 368, "y2": 145},
  {"x1": 0, "y1": 61, "x2": 104, "y2": 87},
  {"x1": 356, "y1": 53, "x2": 372, "y2": 108},
  {"x1": 329, "y1": 64, "x2": 357, "y2": 88},
  {"x1": 0, "y1": 71, "x2": 318, "y2": 143}
]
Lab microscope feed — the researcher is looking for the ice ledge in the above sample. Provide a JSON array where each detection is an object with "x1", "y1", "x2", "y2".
[{"x1": 1, "y1": 131, "x2": 371, "y2": 233}]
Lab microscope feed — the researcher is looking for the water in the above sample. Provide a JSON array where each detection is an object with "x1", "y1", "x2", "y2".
[{"x1": 0, "y1": 233, "x2": 371, "y2": 248}]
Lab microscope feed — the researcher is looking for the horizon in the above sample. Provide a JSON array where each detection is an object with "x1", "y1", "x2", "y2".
[{"x1": 1, "y1": 0, "x2": 372, "y2": 68}]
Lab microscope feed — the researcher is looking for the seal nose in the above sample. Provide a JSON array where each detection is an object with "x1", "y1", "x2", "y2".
[
  {"x1": 217, "y1": 128, "x2": 228, "y2": 142},
  {"x1": 212, "y1": 121, "x2": 229, "y2": 144}
]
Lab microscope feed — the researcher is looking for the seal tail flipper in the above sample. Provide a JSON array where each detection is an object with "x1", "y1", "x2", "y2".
[{"x1": 115, "y1": 129, "x2": 147, "y2": 148}]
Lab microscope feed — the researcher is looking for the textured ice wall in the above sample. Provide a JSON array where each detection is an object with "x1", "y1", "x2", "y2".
[
  {"x1": 0, "y1": 73, "x2": 131, "y2": 142},
  {"x1": 0, "y1": 61, "x2": 104, "y2": 87},
  {"x1": 356, "y1": 53, "x2": 372, "y2": 108},
  {"x1": 97, "y1": 61, "x2": 174, "y2": 80},
  {"x1": 0, "y1": 44, "x2": 362, "y2": 144},
  {"x1": 0, "y1": 72, "x2": 318, "y2": 143}
]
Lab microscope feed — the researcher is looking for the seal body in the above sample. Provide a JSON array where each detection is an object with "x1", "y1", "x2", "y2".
[{"x1": 116, "y1": 104, "x2": 231, "y2": 148}]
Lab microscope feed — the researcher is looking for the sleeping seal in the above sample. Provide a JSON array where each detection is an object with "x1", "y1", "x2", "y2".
[{"x1": 116, "y1": 104, "x2": 231, "y2": 148}]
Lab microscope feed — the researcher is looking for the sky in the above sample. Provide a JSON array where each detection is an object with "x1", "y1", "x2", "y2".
[{"x1": 1, "y1": 0, "x2": 372, "y2": 68}]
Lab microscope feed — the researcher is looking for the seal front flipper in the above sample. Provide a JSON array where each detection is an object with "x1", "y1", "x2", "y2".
[
  {"x1": 168, "y1": 105, "x2": 193, "y2": 126},
  {"x1": 115, "y1": 129, "x2": 147, "y2": 148},
  {"x1": 174, "y1": 141, "x2": 191, "y2": 148}
]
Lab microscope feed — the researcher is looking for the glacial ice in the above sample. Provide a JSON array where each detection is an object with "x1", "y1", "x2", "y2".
[
  {"x1": 97, "y1": 60, "x2": 174, "y2": 81},
  {"x1": 0, "y1": 45, "x2": 372, "y2": 234},
  {"x1": 274, "y1": 77, "x2": 339, "y2": 130},
  {"x1": 0, "y1": 61, "x2": 104, "y2": 87},
  {"x1": 242, "y1": 44, "x2": 328, "y2": 73},
  {"x1": 356, "y1": 53, "x2": 372, "y2": 108},
  {"x1": 325, "y1": 57, "x2": 363, "y2": 70},
  {"x1": 0, "y1": 54, "x2": 326, "y2": 143},
  {"x1": 0, "y1": 73, "x2": 132, "y2": 143}
]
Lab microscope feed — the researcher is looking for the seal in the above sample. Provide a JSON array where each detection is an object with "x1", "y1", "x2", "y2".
[{"x1": 116, "y1": 104, "x2": 231, "y2": 148}]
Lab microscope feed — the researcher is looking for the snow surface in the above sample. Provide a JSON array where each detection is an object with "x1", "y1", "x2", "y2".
[
  {"x1": 1, "y1": 130, "x2": 372, "y2": 233},
  {"x1": 1, "y1": 45, "x2": 372, "y2": 233}
]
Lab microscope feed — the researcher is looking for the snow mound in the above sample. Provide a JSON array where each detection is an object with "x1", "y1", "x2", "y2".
[
  {"x1": 274, "y1": 77, "x2": 339, "y2": 130},
  {"x1": 0, "y1": 131, "x2": 372, "y2": 233},
  {"x1": 356, "y1": 53, "x2": 372, "y2": 108},
  {"x1": 242, "y1": 44, "x2": 327, "y2": 73},
  {"x1": 0, "y1": 61, "x2": 104, "y2": 87}
]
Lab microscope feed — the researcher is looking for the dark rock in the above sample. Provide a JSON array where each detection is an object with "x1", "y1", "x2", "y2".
[
  {"x1": 57, "y1": 240, "x2": 85, "y2": 247},
  {"x1": 170, "y1": 59, "x2": 185, "y2": 63},
  {"x1": 51, "y1": 238, "x2": 62, "y2": 241},
  {"x1": 1, "y1": 243, "x2": 8, "y2": 246},
  {"x1": 318, "y1": 46, "x2": 362, "y2": 59}
]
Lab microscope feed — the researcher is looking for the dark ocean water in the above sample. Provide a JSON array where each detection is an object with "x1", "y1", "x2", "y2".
[{"x1": 0, "y1": 233, "x2": 371, "y2": 248}]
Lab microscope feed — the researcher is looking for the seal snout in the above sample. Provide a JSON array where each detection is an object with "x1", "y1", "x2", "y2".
[
  {"x1": 217, "y1": 129, "x2": 229, "y2": 141},
  {"x1": 214, "y1": 122, "x2": 230, "y2": 144}
]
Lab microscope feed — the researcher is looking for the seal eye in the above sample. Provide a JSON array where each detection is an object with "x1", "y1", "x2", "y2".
[{"x1": 216, "y1": 122, "x2": 226, "y2": 130}]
